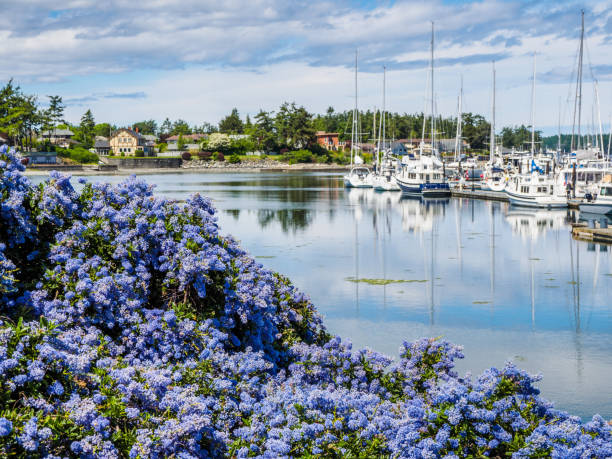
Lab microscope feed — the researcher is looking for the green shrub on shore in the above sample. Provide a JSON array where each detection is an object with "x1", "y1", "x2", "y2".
[
  {"x1": 228, "y1": 153, "x2": 241, "y2": 164},
  {"x1": 56, "y1": 147, "x2": 99, "y2": 164}
]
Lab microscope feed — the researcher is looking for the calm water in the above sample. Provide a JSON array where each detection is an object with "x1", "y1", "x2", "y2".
[{"x1": 31, "y1": 171, "x2": 612, "y2": 420}]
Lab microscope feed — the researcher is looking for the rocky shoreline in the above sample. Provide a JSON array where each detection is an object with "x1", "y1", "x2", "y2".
[{"x1": 25, "y1": 160, "x2": 350, "y2": 175}]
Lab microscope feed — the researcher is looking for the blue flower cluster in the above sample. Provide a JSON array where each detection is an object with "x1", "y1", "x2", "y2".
[{"x1": 0, "y1": 145, "x2": 610, "y2": 458}]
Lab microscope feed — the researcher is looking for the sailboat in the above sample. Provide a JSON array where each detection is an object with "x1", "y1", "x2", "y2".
[
  {"x1": 372, "y1": 66, "x2": 401, "y2": 191},
  {"x1": 505, "y1": 53, "x2": 567, "y2": 208},
  {"x1": 481, "y1": 63, "x2": 508, "y2": 193},
  {"x1": 395, "y1": 22, "x2": 450, "y2": 197},
  {"x1": 344, "y1": 50, "x2": 372, "y2": 188}
]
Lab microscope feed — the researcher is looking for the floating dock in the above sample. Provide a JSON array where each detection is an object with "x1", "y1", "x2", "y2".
[
  {"x1": 451, "y1": 189, "x2": 581, "y2": 209},
  {"x1": 571, "y1": 223, "x2": 612, "y2": 244},
  {"x1": 451, "y1": 189, "x2": 509, "y2": 202}
]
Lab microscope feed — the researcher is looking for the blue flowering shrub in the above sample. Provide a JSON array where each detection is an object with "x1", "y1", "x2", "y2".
[{"x1": 0, "y1": 145, "x2": 610, "y2": 458}]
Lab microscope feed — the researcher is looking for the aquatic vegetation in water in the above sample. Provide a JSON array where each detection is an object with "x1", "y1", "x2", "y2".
[
  {"x1": 472, "y1": 300, "x2": 491, "y2": 305},
  {"x1": 0, "y1": 146, "x2": 610, "y2": 458},
  {"x1": 345, "y1": 277, "x2": 428, "y2": 285}
]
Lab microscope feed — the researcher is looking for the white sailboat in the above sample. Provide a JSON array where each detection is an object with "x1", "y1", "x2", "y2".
[
  {"x1": 395, "y1": 22, "x2": 450, "y2": 197},
  {"x1": 372, "y1": 66, "x2": 400, "y2": 191},
  {"x1": 481, "y1": 62, "x2": 508, "y2": 193},
  {"x1": 505, "y1": 53, "x2": 567, "y2": 208},
  {"x1": 344, "y1": 50, "x2": 372, "y2": 188}
]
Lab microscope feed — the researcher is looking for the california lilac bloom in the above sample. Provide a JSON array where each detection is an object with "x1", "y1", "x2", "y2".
[{"x1": 0, "y1": 149, "x2": 609, "y2": 457}]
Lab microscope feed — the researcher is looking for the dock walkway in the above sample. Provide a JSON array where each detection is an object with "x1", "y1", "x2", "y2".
[{"x1": 571, "y1": 223, "x2": 612, "y2": 244}]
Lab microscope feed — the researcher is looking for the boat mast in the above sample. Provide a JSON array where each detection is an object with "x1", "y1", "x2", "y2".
[
  {"x1": 571, "y1": 10, "x2": 584, "y2": 151},
  {"x1": 373, "y1": 106, "x2": 378, "y2": 166},
  {"x1": 351, "y1": 50, "x2": 358, "y2": 167},
  {"x1": 558, "y1": 97, "x2": 562, "y2": 154},
  {"x1": 491, "y1": 61, "x2": 496, "y2": 163},
  {"x1": 530, "y1": 52, "x2": 536, "y2": 159},
  {"x1": 382, "y1": 65, "x2": 386, "y2": 160},
  {"x1": 595, "y1": 80, "x2": 604, "y2": 158},
  {"x1": 430, "y1": 21, "x2": 435, "y2": 156},
  {"x1": 454, "y1": 76, "x2": 463, "y2": 163},
  {"x1": 608, "y1": 114, "x2": 612, "y2": 161}
]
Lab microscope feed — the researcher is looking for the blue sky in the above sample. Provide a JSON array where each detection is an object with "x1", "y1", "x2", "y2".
[{"x1": 1, "y1": 0, "x2": 612, "y2": 135}]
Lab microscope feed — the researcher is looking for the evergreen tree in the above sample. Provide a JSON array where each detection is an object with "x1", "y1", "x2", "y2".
[
  {"x1": 219, "y1": 108, "x2": 244, "y2": 134},
  {"x1": 79, "y1": 109, "x2": 95, "y2": 148}
]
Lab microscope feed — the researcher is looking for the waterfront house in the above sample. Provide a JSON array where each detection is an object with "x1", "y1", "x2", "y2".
[
  {"x1": 109, "y1": 128, "x2": 155, "y2": 156},
  {"x1": 40, "y1": 128, "x2": 75, "y2": 148},
  {"x1": 24, "y1": 151, "x2": 57, "y2": 164},
  {"x1": 316, "y1": 131, "x2": 339, "y2": 150},
  {"x1": 94, "y1": 136, "x2": 111, "y2": 155}
]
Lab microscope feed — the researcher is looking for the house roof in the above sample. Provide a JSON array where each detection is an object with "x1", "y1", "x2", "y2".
[
  {"x1": 111, "y1": 128, "x2": 140, "y2": 139},
  {"x1": 41, "y1": 129, "x2": 74, "y2": 136},
  {"x1": 94, "y1": 138, "x2": 110, "y2": 148},
  {"x1": 141, "y1": 134, "x2": 157, "y2": 141},
  {"x1": 315, "y1": 131, "x2": 339, "y2": 136}
]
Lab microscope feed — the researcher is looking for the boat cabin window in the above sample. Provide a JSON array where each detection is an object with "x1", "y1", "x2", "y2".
[
  {"x1": 601, "y1": 186, "x2": 612, "y2": 197},
  {"x1": 521, "y1": 186, "x2": 529, "y2": 193}
]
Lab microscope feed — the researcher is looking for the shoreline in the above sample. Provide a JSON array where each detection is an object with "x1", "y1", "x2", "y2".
[{"x1": 25, "y1": 162, "x2": 351, "y2": 176}]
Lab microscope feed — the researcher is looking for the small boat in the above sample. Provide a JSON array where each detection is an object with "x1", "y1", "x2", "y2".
[
  {"x1": 505, "y1": 172, "x2": 567, "y2": 209},
  {"x1": 344, "y1": 166, "x2": 372, "y2": 188},
  {"x1": 579, "y1": 180, "x2": 612, "y2": 215}
]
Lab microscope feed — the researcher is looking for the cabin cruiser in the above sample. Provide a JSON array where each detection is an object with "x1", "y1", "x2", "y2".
[
  {"x1": 395, "y1": 155, "x2": 451, "y2": 197},
  {"x1": 505, "y1": 172, "x2": 567, "y2": 209},
  {"x1": 556, "y1": 160, "x2": 612, "y2": 199},
  {"x1": 579, "y1": 179, "x2": 612, "y2": 216}
]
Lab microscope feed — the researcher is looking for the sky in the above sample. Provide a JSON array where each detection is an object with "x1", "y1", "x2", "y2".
[{"x1": 1, "y1": 0, "x2": 612, "y2": 135}]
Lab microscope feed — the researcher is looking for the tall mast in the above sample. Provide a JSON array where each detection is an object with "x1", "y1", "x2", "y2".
[
  {"x1": 571, "y1": 10, "x2": 585, "y2": 151},
  {"x1": 430, "y1": 21, "x2": 435, "y2": 156},
  {"x1": 530, "y1": 52, "x2": 536, "y2": 158},
  {"x1": 608, "y1": 114, "x2": 612, "y2": 161},
  {"x1": 491, "y1": 61, "x2": 496, "y2": 163},
  {"x1": 595, "y1": 80, "x2": 604, "y2": 158},
  {"x1": 382, "y1": 65, "x2": 386, "y2": 158},
  {"x1": 454, "y1": 76, "x2": 463, "y2": 163},
  {"x1": 558, "y1": 97, "x2": 562, "y2": 153},
  {"x1": 351, "y1": 50, "x2": 358, "y2": 166},
  {"x1": 373, "y1": 106, "x2": 377, "y2": 160}
]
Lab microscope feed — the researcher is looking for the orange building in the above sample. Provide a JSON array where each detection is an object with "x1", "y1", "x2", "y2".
[{"x1": 315, "y1": 131, "x2": 339, "y2": 150}]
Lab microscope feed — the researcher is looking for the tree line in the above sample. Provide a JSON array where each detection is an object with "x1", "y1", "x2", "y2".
[{"x1": 4, "y1": 78, "x2": 607, "y2": 156}]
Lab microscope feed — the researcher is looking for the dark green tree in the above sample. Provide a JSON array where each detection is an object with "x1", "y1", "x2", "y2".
[
  {"x1": 219, "y1": 108, "x2": 244, "y2": 134},
  {"x1": 79, "y1": 109, "x2": 95, "y2": 148},
  {"x1": 171, "y1": 119, "x2": 191, "y2": 136},
  {"x1": 132, "y1": 119, "x2": 157, "y2": 135}
]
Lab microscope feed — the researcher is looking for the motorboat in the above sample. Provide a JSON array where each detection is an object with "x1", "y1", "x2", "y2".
[
  {"x1": 505, "y1": 172, "x2": 568, "y2": 209},
  {"x1": 579, "y1": 179, "x2": 612, "y2": 215},
  {"x1": 395, "y1": 155, "x2": 451, "y2": 197}
]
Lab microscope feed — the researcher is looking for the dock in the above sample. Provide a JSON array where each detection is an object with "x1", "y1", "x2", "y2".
[
  {"x1": 451, "y1": 189, "x2": 508, "y2": 202},
  {"x1": 450, "y1": 189, "x2": 581, "y2": 209},
  {"x1": 571, "y1": 223, "x2": 612, "y2": 244}
]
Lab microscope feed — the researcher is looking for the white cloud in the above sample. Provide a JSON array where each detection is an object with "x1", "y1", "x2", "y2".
[{"x1": 2, "y1": 0, "x2": 612, "y2": 132}]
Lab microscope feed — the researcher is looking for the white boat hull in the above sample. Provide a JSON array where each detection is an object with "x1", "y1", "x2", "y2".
[
  {"x1": 579, "y1": 202, "x2": 612, "y2": 215},
  {"x1": 506, "y1": 190, "x2": 567, "y2": 209}
]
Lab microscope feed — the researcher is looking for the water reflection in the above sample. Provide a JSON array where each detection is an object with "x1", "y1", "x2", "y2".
[{"x1": 28, "y1": 171, "x2": 612, "y2": 420}]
